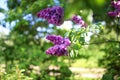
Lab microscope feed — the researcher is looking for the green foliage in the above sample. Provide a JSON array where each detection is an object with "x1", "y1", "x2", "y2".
[
  {"x1": 99, "y1": 42, "x2": 120, "y2": 80},
  {"x1": 0, "y1": 0, "x2": 73, "y2": 79},
  {"x1": 90, "y1": 14, "x2": 120, "y2": 80},
  {"x1": 1, "y1": 65, "x2": 33, "y2": 80},
  {"x1": 102, "y1": 73, "x2": 114, "y2": 80}
]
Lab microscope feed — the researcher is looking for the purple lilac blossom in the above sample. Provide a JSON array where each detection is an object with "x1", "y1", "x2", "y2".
[
  {"x1": 115, "y1": 1, "x2": 120, "y2": 9},
  {"x1": 108, "y1": 11, "x2": 117, "y2": 17},
  {"x1": 63, "y1": 38, "x2": 71, "y2": 46},
  {"x1": 46, "y1": 34, "x2": 71, "y2": 46},
  {"x1": 46, "y1": 35, "x2": 71, "y2": 56},
  {"x1": 108, "y1": 0, "x2": 120, "y2": 17},
  {"x1": 46, "y1": 34, "x2": 63, "y2": 45},
  {"x1": 46, "y1": 45, "x2": 68, "y2": 56},
  {"x1": 71, "y1": 15, "x2": 87, "y2": 28},
  {"x1": 37, "y1": 6, "x2": 64, "y2": 26}
]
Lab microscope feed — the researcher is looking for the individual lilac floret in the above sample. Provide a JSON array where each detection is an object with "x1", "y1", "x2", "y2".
[
  {"x1": 111, "y1": 1, "x2": 117, "y2": 7},
  {"x1": 108, "y1": 11, "x2": 117, "y2": 17},
  {"x1": 63, "y1": 38, "x2": 71, "y2": 46},
  {"x1": 46, "y1": 34, "x2": 71, "y2": 56},
  {"x1": 108, "y1": 11, "x2": 120, "y2": 17},
  {"x1": 114, "y1": 1, "x2": 120, "y2": 9},
  {"x1": 71, "y1": 15, "x2": 87, "y2": 28},
  {"x1": 46, "y1": 45, "x2": 68, "y2": 56},
  {"x1": 37, "y1": 6, "x2": 64, "y2": 26},
  {"x1": 108, "y1": 0, "x2": 120, "y2": 17}
]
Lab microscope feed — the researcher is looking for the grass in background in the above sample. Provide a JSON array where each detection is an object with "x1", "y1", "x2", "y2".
[{"x1": 71, "y1": 45, "x2": 105, "y2": 68}]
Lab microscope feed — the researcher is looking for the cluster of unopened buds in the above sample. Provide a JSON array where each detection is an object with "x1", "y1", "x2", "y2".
[
  {"x1": 37, "y1": 6, "x2": 87, "y2": 56},
  {"x1": 108, "y1": 0, "x2": 120, "y2": 17}
]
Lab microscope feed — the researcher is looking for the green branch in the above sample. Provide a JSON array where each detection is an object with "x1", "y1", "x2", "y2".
[{"x1": 84, "y1": 40, "x2": 120, "y2": 45}]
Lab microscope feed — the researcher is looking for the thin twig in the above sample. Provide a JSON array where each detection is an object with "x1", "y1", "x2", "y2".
[{"x1": 84, "y1": 40, "x2": 120, "y2": 45}]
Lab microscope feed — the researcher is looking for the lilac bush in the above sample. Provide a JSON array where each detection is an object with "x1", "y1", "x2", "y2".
[
  {"x1": 37, "y1": 6, "x2": 64, "y2": 26},
  {"x1": 37, "y1": 6, "x2": 89, "y2": 56}
]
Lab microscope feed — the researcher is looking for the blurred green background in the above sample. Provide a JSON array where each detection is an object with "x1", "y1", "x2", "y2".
[{"x1": 0, "y1": 0, "x2": 120, "y2": 80}]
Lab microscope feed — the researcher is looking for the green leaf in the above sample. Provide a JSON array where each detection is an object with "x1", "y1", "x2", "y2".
[
  {"x1": 72, "y1": 43, "x2": 82, "y2": 50},
  {"x1": 79, "y1": 37, "x2": 85, "y2": 44},
  {"x1": 102, "y1": 73, "x2": 114, "y2": 80}
]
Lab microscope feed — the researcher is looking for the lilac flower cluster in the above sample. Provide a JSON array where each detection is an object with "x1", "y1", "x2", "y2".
[
  {"x1": 108, "y1": 0, "x2": 120, "y2": 17},
  {"x1": 71, "y1": 15, "x2": 87, "y2": 28},
  {"x1": 46, "y1": 34, "x2": 71, "y2": 56},
  {"x1": 37, "y1": 6, "x2": 64, "y2": 26}
]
